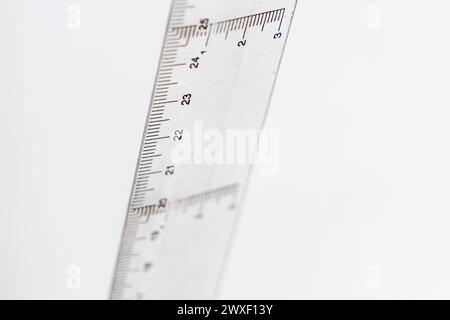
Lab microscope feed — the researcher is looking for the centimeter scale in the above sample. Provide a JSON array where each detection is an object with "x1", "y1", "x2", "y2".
[{"x1": 111, "y1": 0, "x2": 297, "y2": 300}]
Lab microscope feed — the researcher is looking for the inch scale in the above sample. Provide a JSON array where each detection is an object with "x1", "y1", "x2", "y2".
[{"x1": 111, "y1": 0, "x2": 297, "y2": 300}]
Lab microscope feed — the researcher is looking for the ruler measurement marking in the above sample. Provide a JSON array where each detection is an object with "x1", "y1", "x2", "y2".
[
  {"x1": 148, "y1": 119, "x2": 170, "y2": 124},
  {"x1": 172, "y1": 8, "x2": 285, "y2": 41},
  {"x1": 153, "y1": 100, "x2": 178, "y2": 105},
  {"x1": 161, "y1": 63, "x2": 186, "y2": 69},
  {"x1": 150, "y1": 108, "x2": 166, "y2": 114},
  {"x1": 205, "y1": 25, "x2": 213, "y2": 46},
  {"x1": 157, "y1": 82, "x2": 178, "y2": 88},
  {"x1": 148, "y1": 136, "x2": 170, "y2": 141}
]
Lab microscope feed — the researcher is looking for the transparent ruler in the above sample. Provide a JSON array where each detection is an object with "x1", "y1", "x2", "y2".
[{"x1": 111, "y1": 0, "x2": 297, "y2": 300}]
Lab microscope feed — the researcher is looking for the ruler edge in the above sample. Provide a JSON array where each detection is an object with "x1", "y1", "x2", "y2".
[
  {"x1": 110, "y1": 0, "x2": 299, "y2": 300},
  {"x1": 109, "y1": 0, "x2": 177, "y2": 299}
]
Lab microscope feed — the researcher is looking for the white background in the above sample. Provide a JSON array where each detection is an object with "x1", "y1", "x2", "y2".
[{"x1": 2, "y1": 0, "x2": 450, "y2": 299}]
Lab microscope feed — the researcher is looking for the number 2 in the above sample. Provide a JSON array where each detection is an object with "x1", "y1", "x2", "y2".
[
  {"x1": 181, "y1": 94, "x2": 191, "y2": 106},
  {"x1": 238, "y1": 40, "x2": 247, "y2": 47},
  {"x1": 173, "y1": 130, "x2": 183, "y2": 141}
]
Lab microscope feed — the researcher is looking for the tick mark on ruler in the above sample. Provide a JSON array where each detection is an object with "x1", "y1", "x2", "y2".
[
  {"x1": 149, "y1": 119, "x2": 170, "y2": 124},
  {"x1": 153, "y1": 100, "x2": 178, "y2": 105}
]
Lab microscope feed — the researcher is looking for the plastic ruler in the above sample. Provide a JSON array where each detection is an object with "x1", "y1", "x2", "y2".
[{"x1": 111, "y1": 0, "x2": 297, "y2": 300}]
